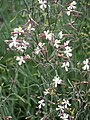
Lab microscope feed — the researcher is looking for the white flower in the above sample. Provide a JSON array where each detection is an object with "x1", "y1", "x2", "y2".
[
  {"x1": 82, "y1": 59, "x2": 89, "y2": 71},
  {"x1": 70, "y1": 1, "x2": 77, "y2": 7},
  {"x1": 16, "y1": 40, "x2": 29, "y2": 52},
  {"x1": 44, "y1": 89, "x2": 49, "y2": 95},
  {"x1": 34, "y1": 46, "x2": 41, "y2": 54},
  {"x1": 53, "y1": 76, "x2": 62, "y2": 87},
  {"x1": 16, "y1": 56, "x2": 25, "y2": 65},
  {"x1": 67, "y1": 3, "x2": 76, "y2": 11},
  {"x1": 38, "y1": 0, "x2": 47, "y2": 11},
  {"x1": 58, "y1": 31, "x2": 63, "y2": 39},
  {"x1": 64, "y1": 46, "x2": 72, "y2": 58},
  {"x1": 60, "y1": 113, "x2": 69, "y2": 120},
  {"x1": 56, "y1": 105, "x2": 64, "y2": 111},
  {"x1": 38, "y1": 99, "x2": 45, "y2": 109},
  {"x1": 56, "y1": 99, "x2": 71, "y2": 111},
  {"x1": 22, "y1": 40, "x2": 29, "y2": 49},
  {"x1": 61, "y1": 61, "x2": 70, "y2": 71},
  {"x1": 67, "y1": 11, "x2": 71, "y2": 16},
  {"x1": 16, "y1": 46, "x2": 24, "y2": 52},
  {"x1": 54, "y1": 39, "x2": 60, "y2": 48},
  {"x1": 38, "y1": 42, "x2": 45, "y2": 48},
  {"x1": 25, "y1": 54, "x2": 30, "y2": 59},
  {"x1": 27, "y1": 24, "x2": 35, "y2": 31},
  {"x1": 34, "y1": 42, "x2": 45, "y2": 54},
  {"x1": 14, "y1": 26, "x2": 24, "y2": 35},
  {"x1": 64, "y1": 41, "x2": 70, "y2": 46},
  {"x1": 9, "y1": 36, "x2": 18, "y2": 48},
  {"x1": 67, "y1": 1, "x2": 77, "y2": 16},
  {"x1": 44, "y1": 30, "x2": 53, "y2": 40},
  {"x1": 62, "y1": 99, "x2": 71, "y2": 108}
]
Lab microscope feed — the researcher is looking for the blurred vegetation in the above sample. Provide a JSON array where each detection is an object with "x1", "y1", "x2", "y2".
[{"x1": 0, "y1": 0, "x2": 90, "y2": 120}]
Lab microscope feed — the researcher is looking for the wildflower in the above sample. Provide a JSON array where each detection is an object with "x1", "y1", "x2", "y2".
[
  {"x1": 62, "y1": 99, "x2": 71, "y2": 108},
  {"x1": 68, "y1": 1, "x2": 77, "y2": 10},
  {"x1": 16, "y1": 56, "x2": 25, "y2": 65},
  {"x1": 64, "y1": 41, "x2": 70, "y2": 46},
  {"x1": 61, "y1": 61, "x2": 70, "y2": 71},
  {"x1": 25, "y1": 54, "x2": 30, "y2": 59},
  {"x1": 60, "y1": 113, "x2": 69, "y2": 120},
  {"x1": 64, "y1": 46, "x2": 72, "y2": 58},
  {"x1": 66, "y1": 11, "x2": 71, "y2": 16},
  {"x1": 56, "y1": 99, "x2": 71, "y2": 111},
  {"x1": 16, "y1": 40, "x2": 29, "y2": 52},
  {"x1": 38, "y1": 99, "x2": 45, "y2": 109},
  {"x1": 38, "y1": 0, "x2": 47, "y2": 11},
  {"x1": 44, "y1": 89, "x2": 49, "y2": 95},
  {"x1": 27, "y1": 24, "x2": 35, "y2": 31},
  {"x1": 53, "y1": 76, "x2": 62, "y2": 87},
  {"x1": 14, "y1": 26, "x2": 24, "y2": 35},
  {"x1": 16, "y1": 46, "x2": 24, "y2": 52},
  {"x1": 44, "y1": 30, "x2": 53, "y2": 40},
  {"x1": 34, "y1": 42, "x2": 45, "y2": 54},
  {"x1": 67, "y1": 1, "x2": 77, "y2": 16},
  {"x1": 63, "y1": 41, "x2": 72, "y2": 58},
  {"x1": 22, "y1": 40, "x2": 29, "y2": 49},
  {"x1": 58, "y1": 31, "x2": 63, "y2": 39},
  {"x1": 82, "y1": 59, "x2": 89, "y2": 71},
  {"x1": 34, "y1": 46, "x2": 41, "y2": 54},
  {"x1": 38, "y1": 42, "x2": 45, "y2": 48},
  {"x1": 9, "y1": 36, "x2": 18, "y2": 48},
  {"x1": 56, "y1": 104, "x2": 64, "y2": 111},
  {"x1": 54, "y1": 39, "x2": 60, "y2": 48}
]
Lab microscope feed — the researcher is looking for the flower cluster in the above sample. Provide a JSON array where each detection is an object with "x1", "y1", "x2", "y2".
[
  {"x1": 5, "y1": 20, "x2": 35, "y2": 65},
  {"x1": 34, "y1": 42, "x2": 45, "y2": 55},
  {"x1": 56, "y1": 99, "x2": 71, "y2": 120},
  {"x1": 5, "y1": 26, "x2": 29, "y2": 51},
  {"x1": 4, "y1": 1, "x2": 90, "y2": 119},
  {"x1": 67, "y1": 1, "x2": 77, "y2": 16}
]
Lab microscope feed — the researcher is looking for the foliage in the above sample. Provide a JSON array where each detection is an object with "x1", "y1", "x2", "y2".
[{"x1": 0, "y1": 0, "x2": 90, "y2": 120}]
